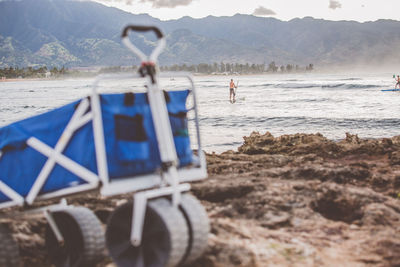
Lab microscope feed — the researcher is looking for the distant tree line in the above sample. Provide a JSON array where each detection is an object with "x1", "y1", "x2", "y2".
[
  {"x1": 0, "y1": 62, "x2": 315, "y2": 79},
  {"x1": 160, "y1": 62, "x2": 314, "y2": 74},
  {"x1": 0, "y1": 66, "x2": 67, "y2": 78},
  {"x1": 98, "y1": 66, "x2": 135, "y2": 73},
  {"x1": 267, "y1": 62, "x2": 314, "y2": 73}
]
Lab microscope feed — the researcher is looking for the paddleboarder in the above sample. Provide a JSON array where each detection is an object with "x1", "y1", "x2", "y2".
[
  {"x1": 229, "y1": 79, "x2": 237, "y2": 103},
  {"x1": 395, "y1": 75, "x2": 400, "y2": 89}
]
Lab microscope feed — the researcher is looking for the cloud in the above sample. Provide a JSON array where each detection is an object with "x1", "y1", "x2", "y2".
[
  {"x1": 95, "y1": 0, "x2": 192, "y2": 7},
  {"x1": 139, "y1": 0, "x2": 194, "y2": 8},
  {"x1": 329, "y1": 0, "x2": 342, "y2": 10},
  {"x1": 252, "y1": 6, "x2": 276, "y2": 16},
  {"x1": 94, "y1": 0, "x2": 134, "y2": 5}
]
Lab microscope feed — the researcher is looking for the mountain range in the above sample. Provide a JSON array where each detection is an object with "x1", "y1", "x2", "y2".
[{"x1": 1, "y1": 0, "x2": 400, "y2": 68}]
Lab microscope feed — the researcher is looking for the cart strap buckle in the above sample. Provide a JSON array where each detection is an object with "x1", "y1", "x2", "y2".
[
  {"x1": 139, "y1": 62, "x2": 156, "y2": 84},
  {"x1": 161, "y1": 161, "x2": 177, "y2": 171}
]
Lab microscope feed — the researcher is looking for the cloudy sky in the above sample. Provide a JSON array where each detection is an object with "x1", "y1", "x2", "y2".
[{"x1": 93, "y1": 0, "x2": 398, "y2": 22}]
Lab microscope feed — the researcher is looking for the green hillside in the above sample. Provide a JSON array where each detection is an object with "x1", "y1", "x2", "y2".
[{"x1": 0, "y1": 0, "x2": 399, "y2": 68}]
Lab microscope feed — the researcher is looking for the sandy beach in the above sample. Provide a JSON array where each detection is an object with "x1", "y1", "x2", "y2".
[
  {"x1": 1, "y1": 131, "x2": 399, "y2": 266},
  {"x1": 0, "y1": 78, "x2": 48, "y2": 82}
]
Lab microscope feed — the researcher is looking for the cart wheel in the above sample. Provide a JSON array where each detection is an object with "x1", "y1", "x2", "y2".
[
  {"x1": 0, "y1": 224, "x2": 20, "y2": 267},
  {"x1": 106, "y1": 198, "x2": 189, "y2": 267},
  {"x1": 45, "y1": 206, "x2": 105, "y2": 267},
  {"x1": 178, "y1": 194, "x2": 209, "y2": 265}
]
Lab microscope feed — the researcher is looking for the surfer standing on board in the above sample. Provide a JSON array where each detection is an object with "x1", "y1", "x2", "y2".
[
  {"x1": 229, "y1": 79, "x2": 237, "y2": 103},
  {"x1": 395, "y1": 75, "x2": 400, "y2": 89}
]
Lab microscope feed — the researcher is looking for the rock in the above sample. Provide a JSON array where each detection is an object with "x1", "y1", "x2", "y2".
[
  {"x1": 371, "y1": 238, "x2": 400, "y2": 266},
  {"x1": 362, "y1": 203, "x2": 400, "y2": 226},
  {"x1": 343, "y1": 132, "x2": 361, "y2": 144},
  {"x1": 5, "y1": 132, "x2": 400, "y2": 266},
  {"x1": 310, "y1": 183, "x2": 365, "y2": 224},
  {"x1": 261, "y1": 211, "x2": 292, "y2": 229},
  {"x1": 238, "y1": 132, "x2": 400, "y2": 159},
  {"x1": 389, "y1": 150, "x2": 400, "y2": 165}
]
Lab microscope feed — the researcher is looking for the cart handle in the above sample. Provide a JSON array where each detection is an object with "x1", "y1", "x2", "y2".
[{"x1": 121, "y1": 25, "x2": 166, "y2": 63}]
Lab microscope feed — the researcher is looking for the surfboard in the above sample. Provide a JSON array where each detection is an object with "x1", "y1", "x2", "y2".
[{"x1": 381, "y1": 89, "x2": 400, "y2": 92}]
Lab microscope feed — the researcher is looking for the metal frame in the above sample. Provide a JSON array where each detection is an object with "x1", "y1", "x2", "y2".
[
  {"x1": 91, "y1": 71, "x2": 207, "y2": 246},
  {"x1": 0, "y1": 98, "x2": 99, "y2": 209},
  {"x1": 0, "y1": 72, "x2": 206, "y2": 210},
  {"x1": 42, "y1": 198, "x2": 70, "y2": 243},
  {"x1": 0, "y1": 25, "x2": 208, "y2": 248},
  {"x1": 131, "y1": 183, "x2": 191, "y2": 246}
]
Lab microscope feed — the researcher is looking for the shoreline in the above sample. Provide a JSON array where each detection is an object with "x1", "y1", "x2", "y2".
[
  {"x1": 0, "y1": 78, "x2": 48, "y2": 82},
  {"x1": 0, "y1": 69, "x2": 395, "y2": 83},
  {"x1": 0, "y1": 77, "x2": 68, "y2": 82}
]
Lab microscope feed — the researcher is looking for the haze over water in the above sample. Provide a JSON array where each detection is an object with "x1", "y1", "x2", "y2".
[{"x1": 0, "y1": 72, "x2": 399, "y2": 153}]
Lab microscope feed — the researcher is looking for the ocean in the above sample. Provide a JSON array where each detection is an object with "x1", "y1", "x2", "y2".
[{"x1": 1, "y1": 72, "x2": 399, "y2": 153}]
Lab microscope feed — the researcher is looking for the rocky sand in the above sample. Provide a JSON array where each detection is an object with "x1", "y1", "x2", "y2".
[{"x1": 2, "y1": 132, "x2": 400, "y2": 266}]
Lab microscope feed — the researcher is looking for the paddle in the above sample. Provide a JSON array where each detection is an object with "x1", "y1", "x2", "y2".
[
  {"x1": 233, "y1": 81, "x2": 239, "y2": 103},
  {"x1": 235, "y1": 81, "x2": 239, "y2": 94}
]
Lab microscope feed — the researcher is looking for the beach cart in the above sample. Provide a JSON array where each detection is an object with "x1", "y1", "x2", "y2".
[{"x1": 0, "y1": 25, "x2": 209, "y2": 267}]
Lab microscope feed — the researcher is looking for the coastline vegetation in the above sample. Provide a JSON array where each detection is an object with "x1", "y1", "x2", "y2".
[
  {"x1": 160, "y1": 62, "x2": 314, "y2": 74},
  {"x1": 0, "y1": 62, "x2": 314, "y2": 79},
  {"x1": 0, "y1": 66, "x2": 68, "y2": 79}
]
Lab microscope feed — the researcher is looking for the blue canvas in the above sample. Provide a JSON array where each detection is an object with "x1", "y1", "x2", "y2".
[{"x1": 0, "y1": 90, "x2": 193, "y2": 203}]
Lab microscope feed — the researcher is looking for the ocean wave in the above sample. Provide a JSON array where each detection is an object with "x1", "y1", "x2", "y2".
[
  {"x1": 270, "y1": 83, "x2": 380, "y2": 89},
  {"x1": 273, "y1": 98, "x2": 333, "y2": 103},
  {"x1": 200, "y1": 84, "x2": 227, "y2": 88},
  {"x1": 339, "y1": 78, "x2": 362, "y2": 81},
  {"x1": 248, "y1": 83, "x2": 274, "y2": 88},
  {"x1": 211, "y1": 141, "x2": 243, "y2": 147},
  {"x1": 0, "y1": 108, "x2": 14, "y2": 111},
  {"x1": 342, "y1": 84, "x2": 379, "y2": 89},
  {"x1": 200, "y1": 116, "x2": 400, "y2": 129},
  {"x1": 231, "y1": 82, "x2": 379, "y2": 90}
]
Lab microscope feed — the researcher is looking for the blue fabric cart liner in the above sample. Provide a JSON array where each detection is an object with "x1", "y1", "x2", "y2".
[{"x1": 0, "y1": 90, "x2": 192, "y2": 203}]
